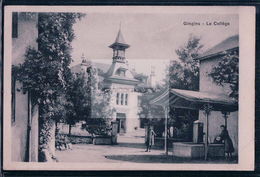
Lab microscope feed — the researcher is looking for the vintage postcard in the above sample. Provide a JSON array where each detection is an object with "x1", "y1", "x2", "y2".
[{"x1": 3, "y1": 6, "x2": 255, "y2": 171}]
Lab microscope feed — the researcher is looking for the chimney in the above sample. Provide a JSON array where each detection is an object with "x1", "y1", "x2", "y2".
[
  {"x1": 132, "y1": 63, "x2": 136, "y2": 72},
  {"x1": 150, "y1": 66, "x2": 156, "y2": 87},
  {"x1": 80, "y1": 53, "x2": 88, "y2": 73}
]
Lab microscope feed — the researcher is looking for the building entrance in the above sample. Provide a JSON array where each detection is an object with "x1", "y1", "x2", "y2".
[{"x1": 116, "y1": 113, "x2": 126, "y2": 133}]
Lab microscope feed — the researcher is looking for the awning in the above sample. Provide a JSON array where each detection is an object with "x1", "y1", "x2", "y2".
[{"x1": 150, "y1": 88, "x2": 238, "y2": 112}]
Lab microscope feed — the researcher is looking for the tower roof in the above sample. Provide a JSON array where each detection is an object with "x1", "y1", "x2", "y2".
[
  {"x1": 109, "y1": 29, "x2": 130, "y2": 49},
  {"x1": 115, "y1": 29, "x2": 125, "y2": 44}
]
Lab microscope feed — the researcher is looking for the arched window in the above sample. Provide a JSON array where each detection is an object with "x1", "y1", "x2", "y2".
[
  {"x1": 125, "y1": 94, "x2": 128, "y2": 106},
  {"x1": 116, "y1": 93, "x2": 120, "y2": 105},
  {"x1": 121, "y1": 93, "x2": 124, "y2": 105}
]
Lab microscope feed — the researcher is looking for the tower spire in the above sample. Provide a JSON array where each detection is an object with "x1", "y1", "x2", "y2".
[{"x1": 109, "y1": 28, "x2": 130, "y2": 63}]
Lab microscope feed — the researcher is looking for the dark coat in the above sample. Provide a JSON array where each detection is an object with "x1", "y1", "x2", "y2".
[
  {"x1": 146, "y1": 130, "x2": 156, "y2": 146},
  {"x1": 219, "y1": 129, "x2": 235, "y2": 153}
]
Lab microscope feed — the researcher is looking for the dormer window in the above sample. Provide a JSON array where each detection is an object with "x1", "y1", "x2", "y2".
[
  {"x1": 120, "y1": 70, "x2": 125, "y2": 77},
  {"x1": 116, "y1": 67, "x2": 127, "y2": 77}
]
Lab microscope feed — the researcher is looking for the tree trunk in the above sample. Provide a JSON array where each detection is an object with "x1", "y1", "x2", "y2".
[
  {"x1": 69, "y1": 123, "x2": 72, "y2": 135},
  {"x1": 46, "y1": 119, "x2": 56, "y2": 158}
]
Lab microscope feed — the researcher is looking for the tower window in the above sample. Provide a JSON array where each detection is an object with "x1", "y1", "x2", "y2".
[
  {"x1": 118, "y1": 50, "x2": 125, "y2": 57},
  {"x1": 121, "y1": 93, "x2": 124, "y2": 105},
  {"x1": 125, "y1": 94, "x2": 128, "y2": 106},
  {"x1": 116, "y1": 93, "x2": 120, "y2": 105}
]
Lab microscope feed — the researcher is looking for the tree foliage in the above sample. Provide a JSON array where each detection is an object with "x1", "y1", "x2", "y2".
[
  {"x1": 138, "y1": 87, "x2": 164, "y2": 119},
  {"x1": 64, "y1": 71, "x2": 91, "y2": 134},
  {"x1": 168, "y1": 108, "x2": 198, "y2": 140},
  {"x1": 63, "y1": 65, "x2": 114, "y2": 135},
  {"x1": 137, "y1": 85, "x2": 165, "y2": 135},
  {"x1": 168, "y1": 34, "x2": 203, "y2": 91},
  {"x1": 82, "y1": 66, "x2": 115, "y2": 135},
  {"x1": 13, "y1": 12, "x2": 85, "y2": 111},
  {"x1": 12, "y1": 12, "x2": 85, "y2": 149},
  {"x1": 163, "y1": 34, "x2": 203, "y2": 139},
  {"x1": 208, "y1": 51, "x2": 239, "y2": 101}
]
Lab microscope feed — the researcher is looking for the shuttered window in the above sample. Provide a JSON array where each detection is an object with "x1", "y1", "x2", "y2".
[
  {"x1": 12, "y1": 12, "x2": 18, "y2": 38},
  {"x1": 116, "y1": 93, "x2": 119, "y2": 105},
  {"x1": 121, "y1": 93, "x2": 124, "y2": 105},
  {"x1": 125, "y1": 94, "x2": 128, "y2": 106}
]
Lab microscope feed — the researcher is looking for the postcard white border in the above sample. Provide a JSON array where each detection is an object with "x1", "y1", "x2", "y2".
[{"x1": 3, "y1": 6, "x2": 255, "y2": 171}]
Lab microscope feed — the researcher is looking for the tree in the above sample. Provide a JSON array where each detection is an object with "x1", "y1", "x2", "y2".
[
  {"x1": 12, "y1": 12, "x2": 85, "y2": 155},
  {"x1": 167, "y1": 34, "x2": 203, "y2": 91},
  {"x1": 207, "y1": 51, "x2": 239, "y2": 101},
  {"x1": 165, "y1": 34, "x2": 204, "y2": 139},
  {"x1": 64, "y1": 71, "x2": 91, "y2": 134},
  {"x1": 82, "y1": 66, "x2": 115, "y2": 135},
  {"x1": 137, "y1": 85, "x2": 165, "y2": 136}
]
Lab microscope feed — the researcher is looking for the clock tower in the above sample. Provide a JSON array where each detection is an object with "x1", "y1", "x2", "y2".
[{"x1": 109, "y1": 29, "x2": 130, "y2": 63}]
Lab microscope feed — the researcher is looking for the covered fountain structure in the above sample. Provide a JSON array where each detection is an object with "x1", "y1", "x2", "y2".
[{"x1": 150, "y1": 88, "x2": 238, "y2": 160}]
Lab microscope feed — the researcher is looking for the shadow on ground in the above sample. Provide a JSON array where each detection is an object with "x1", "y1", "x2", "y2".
[
  {"x1": 113, "y1": 142, "x2": 167, "y2": 151},
  {"x1": 104, "y1": 155, "x2": 238, "y2": 164},
  {"x1": 112, "y1": 142, "x2": 146, "y2": 149}
]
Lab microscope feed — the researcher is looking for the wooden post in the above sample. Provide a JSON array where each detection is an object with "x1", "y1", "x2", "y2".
[
  {"x1": 205, "y1": 112, "x2": 208, "y2": 160},
  {"x1": 164, "y1": 106, "x2": 168, "y2": 155},
  {"x1": 222, "y1": 111, "x2": 230, "y2": 129},
  {"x1": 27, "y1": 90, "x2": 32, "y2": 162},
  {"x1": 203, "y1": 103, "x2": 212, "y2": 160},
  {"x1": 221, "y1": 111, "x2": 230, "y2": 158}
]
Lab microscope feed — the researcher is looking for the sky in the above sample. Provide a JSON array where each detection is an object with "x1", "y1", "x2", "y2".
[{"x1": 70, "y1": 13, "x2": 238, "y2": 83}]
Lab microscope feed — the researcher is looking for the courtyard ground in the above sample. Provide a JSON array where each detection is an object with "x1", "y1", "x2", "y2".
[{"x1": 55, "y1": 132, "x2": 238, "y2": 164}]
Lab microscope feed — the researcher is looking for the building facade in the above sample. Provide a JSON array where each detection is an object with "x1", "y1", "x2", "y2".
[
  {"x1": 11, "y1": 12, "x2": 39, "y2": 162},
  {"x1": 71, "y1": 29, "x2": 156, "y2": 134},
  {"x1": 197, "y1": 35, "x2": 239, "y2": 155}
]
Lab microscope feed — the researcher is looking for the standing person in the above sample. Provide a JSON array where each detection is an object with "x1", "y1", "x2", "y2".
[
  {"x1": 219, "y1": 125, "x2": 235, "y2": 158},
  {"x1": 145, "y1": 127, "x2": 156, "y2": 152}
]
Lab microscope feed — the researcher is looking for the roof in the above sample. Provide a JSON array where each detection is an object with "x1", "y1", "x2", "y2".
[
  {"x1": 70, "y1": 61, "x2": 110, "y2": 75},
  {"x1": 134, "y1": 73, "x2": 149, "y2": 79},
  {"x1": 107, "y1": 75, "x2": 140, "y2": 85},
  {"x1": 196, "y1": 35, "x2": 239, "y2": 60},
  {"x1": 115, "y1": 29, "x2": 126, "y2": 44},
  {"x1": 71, "y1": 60, "x2": 144, "y2": 80},
  {"x1": 130, "y1": 69, "x2": 138, "y2": 77},
  {"x1": 150, "y1": 88, "x2": 238, "y2": 112},
  {"x1": 109, "y1": 29, "x2": 130, "y2": 49}
]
